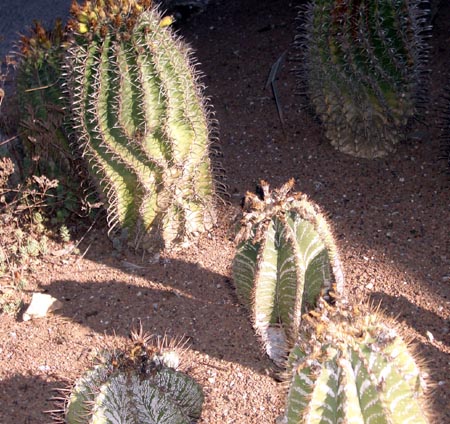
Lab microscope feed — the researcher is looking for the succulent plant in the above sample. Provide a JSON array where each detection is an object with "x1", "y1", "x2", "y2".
[
  {"x1": 232, "y1": 180, "x2": 344, "y2": 365},
  {"x1": 53, "y1": 329, "x2": 204, "y2": 423},
  {"x1": 15, "y1": 20, "x2": 90, "y2": 219},
  {"x1": 64, "y1": 0, "x2": 218, "y2": 250},
  {"x1": 296, "y1": 0, "x2": 430, "y2": 158},
  {"x1": 281, "y1": 299, "x2": 430, "y2": 424}
]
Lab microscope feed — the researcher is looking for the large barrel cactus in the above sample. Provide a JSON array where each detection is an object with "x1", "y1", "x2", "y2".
[
  {"x1": 65, "y1": 0, "x2": 217, "y2": 250},
  {"x1": 296, "y1": 0, "x2": 430, "y2": 158},
  {"x1": 232, "y1": 180, "x2": 344, "y2": 365},
  {"x1": 55, "y1": 330, "x2": 204, "y2": 423},
  {"x1": 281, "y1": 299, "x2": 430, "y2": 424}
]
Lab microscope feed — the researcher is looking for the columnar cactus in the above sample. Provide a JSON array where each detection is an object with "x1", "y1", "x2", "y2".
[
  {"x1": 296, "y1": 0, "x2": 430, "y2": 158},
  {"x1": 65, "y1": 0, "x2": 217, "y2": 250},
  {"x1": 55, "y1": 330, "x2": 204, "y2": 423},
  {"x1": 232, "y1": 180, "x2": 344, "y2": 365},
  {"x1": 281, "y1": 299, "x2": 430, "y2": 424}
]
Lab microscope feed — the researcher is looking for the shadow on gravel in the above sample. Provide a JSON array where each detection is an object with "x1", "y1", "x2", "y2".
[
  {"x1": 44, "y1": 256, "x2": 272, "y2": 374},
  {"x1": 0, "y1": 373, "x2": 66, "y2": 424}
]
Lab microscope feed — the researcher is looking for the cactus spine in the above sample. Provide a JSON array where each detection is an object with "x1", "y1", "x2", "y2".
[
  {"x1": 297, "y1": 0, "x2": 430, "y2": 158},
  {"x1": 56, "y1": 331, "x2": 203, "y2": 423},
  {"x1": 65, "y1": 0, "x2": 217, "y2": 250},
  {"x1": 281, "y1": 299, "x2": 430, "y2": 423},
  {"x1": 232, "y1": 180, "x2": 344, "y2": 365}
]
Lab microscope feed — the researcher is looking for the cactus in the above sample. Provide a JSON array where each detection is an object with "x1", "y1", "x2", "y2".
[
  {"x1": 232, "y1": 180, "x2": 344, "y2": 365},
  {"x1": 64, "y1": 0, "x2": 217, "y2": 250},
  {"x1": 296, "y1": 0, "x2": 430, "y2": 158},
  {"x1": 54, "y1": 330, "x2": 203, "y2": 423},
  {"x1": 15, "y1": 20, "x2": 90, "y2": 220},
  {"x1": 281, "y1": 299, "x2": 430, "y2": 424}
]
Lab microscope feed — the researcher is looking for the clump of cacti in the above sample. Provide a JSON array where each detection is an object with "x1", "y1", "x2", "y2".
[
  {"x1": 232, "y1": 179, "x2": 344, "y2": 365},
  {"x1": 281, "y1": 298, "x2": 430, "y2": 424},
  {"x1": 296, "y1": 0, "x2": 430, "y2": 158},
  {"x1": 54, "y1": 329, "x2": 203, "y2": 423},
  {"x1": 64, "y1": 0, "x2": 218, "y2": 250}
]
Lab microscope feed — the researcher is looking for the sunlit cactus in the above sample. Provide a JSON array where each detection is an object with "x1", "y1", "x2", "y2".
[
  {"x1": 232, "y1": 180, "x2": 344, "y2": 365},
  {"x1": 52, "y1": 329, "x2": 204, "y2": 424},
  {"x1": 296, "y1": 0, "x2": 430, "y2": 158},
  {"x1": 64, "y1": 0, "x2": 218, "y2": 250},
  {"x1": 280, "y1": 299, "x2": 430, "y2": 424}
]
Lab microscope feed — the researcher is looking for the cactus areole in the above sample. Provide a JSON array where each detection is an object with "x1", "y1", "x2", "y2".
[
  {"x1": 282, "y1": 299, "x2": 429, "y2": 424},
  {"x1": 65, "y1": 0, "x2": 217, "y2": 251},
  {"x1": 298, "y1": 0, "x2": 430, "y2": 158},
  {"x1": 232, "y1": 180, "x2": 344, "y2": 365}
]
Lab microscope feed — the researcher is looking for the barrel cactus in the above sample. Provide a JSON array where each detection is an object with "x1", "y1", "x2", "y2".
[
  {"x1": 65, "y1": 0, "x2": 217, "y2": 250},
  {"x1": 54, "y1": 330, "x2": 204, "y2": 423},
  {"x1": 296, "y1": 0, "x2": 430, "y2": 158},
  {"x1": 232, "y1": 179, "x2": 344, "y2": 365},
  {"x1": 281, "y1": 299, "x2": 430, "y2": 424},
  {"x1": 15, "y1": 20, "x2": 89, "y2": 220}
]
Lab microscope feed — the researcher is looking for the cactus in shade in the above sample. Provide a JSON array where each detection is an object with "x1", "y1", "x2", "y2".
[
  {"x1": 281, "y1": 299, "x2": 430, "y2": 424},
  {"x1": 53, "y1": 329, "x2": 203, "y2": 423},
  {"x1": 296, "y1": 0, "x2": 430, "y2": 158},
  {"x1": 64, "y1": 0, "x2": 217, "y2": 250},
  {"x1": 15, "y1": 20, "x2": 90, "y2": 219},
  {"x1": 232, "y1": 180, "x2": 344, "y2": 366}
]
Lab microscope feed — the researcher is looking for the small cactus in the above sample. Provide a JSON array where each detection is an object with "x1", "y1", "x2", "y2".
[
  {"x1": 296, "y1": 0, "x2": 430, "y2": 158},
  {"x1": 232, "y1": 180, "x2": 344, "y2": 365},
  {"x1": 54, "y1": 329, "x2": 204, "y2": 423},
  {"x1": 281, "y1": 299, "x2": 430, "y2": 424},
  {"x1": 64, "y1": 0, "x2": 218, "y2": 250}
]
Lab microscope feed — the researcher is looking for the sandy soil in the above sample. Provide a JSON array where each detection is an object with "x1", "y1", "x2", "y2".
[{"x1": 0, "y1": 0, "x2": 449, "y2": 423}]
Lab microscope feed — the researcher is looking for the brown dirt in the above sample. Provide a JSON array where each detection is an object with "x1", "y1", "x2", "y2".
[{"x1": 1, "y1": 0, "x2": 449, "y2": 423}]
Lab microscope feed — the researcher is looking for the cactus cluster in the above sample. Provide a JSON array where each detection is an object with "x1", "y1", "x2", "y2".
[
  {"x1": 232, "y1": 180, "x2": 344, "y2": 365},
  {"x1": 281, "y1": 298, "x2": 430, "y2": 424},
  {"x1": 296, "y1": 0, "x2": 430, "y2": 158},
  {"x1": 54, "y1": 330, "x2": 203, "y2": 424},
  {"x1": 65, "y1": 0, "x2": 217, "y2": 250}
]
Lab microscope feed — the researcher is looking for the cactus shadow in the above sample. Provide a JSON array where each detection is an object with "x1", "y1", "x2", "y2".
[
  {"x1": 0, "y1": 373, "x2": 66, "y2": 423},
  {"x1": 44, "y1": 256, "x2": 272, "y2": 374}
]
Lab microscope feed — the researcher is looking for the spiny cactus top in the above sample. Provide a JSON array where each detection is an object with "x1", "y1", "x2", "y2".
[
  {"x1": 233, "y1": 180, "x2": 344, "y2": 366},
  {"x1": 281, "y1": 299, "x2": 430, "y2": 424},
  {"x1": 65, "y1": 0, "x2": 217, "y2": 250},
  {"x1": 54, "y1": 329, "x2": 204, "y2": 424},
  {"x1": 297, "y1": 0, "x2": 430, "y2": 158}
]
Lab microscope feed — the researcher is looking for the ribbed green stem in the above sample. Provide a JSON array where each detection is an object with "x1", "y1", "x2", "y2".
[
  {"x1": 283, "y1": 300, "x2": 429, "y2": 424},
  {"x1": 297, "y1": 0, "x2": 429, "y2": 158},
  {"x1": 65, "y1": 0, "x2": 216, "y2": 250},
  {"x1": 232, "y1": 180, "x2": 344, "y2": 365}
]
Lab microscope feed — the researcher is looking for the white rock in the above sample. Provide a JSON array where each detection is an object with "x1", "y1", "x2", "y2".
[{"x1": 22, "y1": 293, "x2": 63, "y2": 321}]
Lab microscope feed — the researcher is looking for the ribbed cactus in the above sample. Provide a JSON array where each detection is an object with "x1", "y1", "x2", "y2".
[
  {"x1": 281, "y1": 299, "x2": 429, "y2": 424},
  {"x1": 232, "y1": 180, "x2": 344, "y2": 365},
  {"x1": 65, "y1": 0, "x2": 217, "y2": 250},
  {"x1": 297, "y1": 0, "x2": 430, "y2": 158},
  {"x1": 55, "y1": 330, "x2": 203, "y2": 423}
]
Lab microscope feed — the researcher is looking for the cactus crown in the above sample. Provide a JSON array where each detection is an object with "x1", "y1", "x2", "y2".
[
  {"x1": 282, "y1": 298, "x2": 430, "y2": 424},
  {"x1": 68, "y1": 0, "x2": 153, "y2": 37},
  {"x1": 53, "y1": 329, "x2": 204, "y2": 424},
  {"x1": 233, "y1": 180, "x2": 344, "y2": 366}
]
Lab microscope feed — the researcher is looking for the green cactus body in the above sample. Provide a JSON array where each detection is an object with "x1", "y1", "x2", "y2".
[
  {"x1": 65, "y1": 0, "x2": 216, "y2": 250},
  {"x1": 282, "y1": 301, "x2": 429, "y2": 424},
  {"x1": 297, "y1": 0, "x2": 429, "y2": 158},
  {"x1": 62, "y1": 333, "x2": 203, "y2": 424},
  {"x1": 15, "y1": 20, "x2": 89, "y2": 218},
  {"x1": 232, "y1": 180, "x2": 344, "y2": 365}
]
